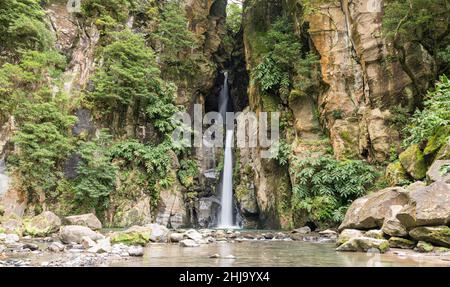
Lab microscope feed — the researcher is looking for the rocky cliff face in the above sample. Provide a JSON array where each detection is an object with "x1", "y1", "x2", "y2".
[{"x1": 238, "y1": 0, "x2": 436, "y2": 229}]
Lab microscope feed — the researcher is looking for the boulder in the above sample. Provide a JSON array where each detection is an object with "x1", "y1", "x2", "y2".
[
  {"x1": 146, "y1": 223, "x2": 169, "y2": 242},
  {"x1": 318, "y1": 229, "x2": 338, "y2": 238},
  {"x1": 409, "y1": 226, "x2": 450, "y2": 248},
  {"x1": 0, "y1": 215, "x2": 23, "y2": 235},
  {"x1": 185, "y1": 229, "x2": 203, "y2": 242},
  {"x1": 339, "y1": 187, "x2": 409, "y2": 231},
  {"x1": 436, "y1": 139, "x2": 450, "y2": 160},
  {"x1": 81, "y1": 236, "x2": 96, "y2": 249},
  {"x1": 336, "y1": 237, "x2": 390, "y2": 253},
  {"x1": 88, "y1": 238, "x2": 111, "y2": 254},
  {"x1": 292, "y1": 226, "x2": 311, "y2": 234},
  {"x1": 179, "y1": 239, "x2": 199, "y2": 247},
  {"x1": 416, "y1": 241, "x2": 434, "y2": 253},
  {"x1": 128, "y1": 245, "x2": 144, "y2": 257},
  {"x1": 24, "y1": 211, "x2": 61, "y2": 237},
  {"x1": 64, "y1": 213, "x2": 102, "y2": 230},
  {"x1": 5, "y1": 233, "x2": 19, "y2": 244},
  {"x1": 426, "y1": 160, "x2": 450, "y2": 183},
  {"x1": 385, "y1": 161, "x2": 410, "y2": 186},
  {"x1": 169, "y1": 232, "x2": 184, "y2": 243},
  {"x1": 382, "y1": 218, "x2": 408, "y2": 237},
  {"x1": 59, "y1": 225, "x2": 104, "y2": 244},
  {"x1": 337, "y1": 229, "x2": 364, "y2": 246},
  {"x1": 399, "y1": 144, "x2": 427, "y2": 180},
  {"x1": 365, "y1": 229, "x2": 384, "y2": 239},
  {"x1": 396, "y1": 181, "x2": 450, "y2": 228},
  {"x1": 48, "y1": 241, "x2": 65, "y2": 252},
  {"x1": 388, "y1": 237, "x2": 416, "y2": 249},
  {"x1": 110, "y1": 226, "x2": 151, "y2": 246}
]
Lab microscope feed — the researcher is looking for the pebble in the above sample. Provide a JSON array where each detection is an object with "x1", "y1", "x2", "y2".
[{"x1": 209, "y1": 254, "x2": 220, "y2": 258}]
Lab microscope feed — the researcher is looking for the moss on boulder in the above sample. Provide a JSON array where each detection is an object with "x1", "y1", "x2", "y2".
[
  {"x1": 399, "y1": 144, "x2": 427, "y2": 180},
  {"x1": 23, "y1": 211, "x2": 62, "y2": 237},
  {"x1": 385, "y1": 161, "x2": 410, "y2": 186},
  {"x1": 388, "y1": 237, "x2": 416, "y2": 249},
  {"x1": 409, "y1": 226, "x2": 450, "y2": 248}
]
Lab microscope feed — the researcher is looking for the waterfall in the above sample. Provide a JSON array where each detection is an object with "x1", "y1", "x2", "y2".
[
  {"x1": 217, "y1": 72, "x2": 237, "y2": 229},
  {"x1": 0, "y1": 155, "x2": 10, "y2": 197}
]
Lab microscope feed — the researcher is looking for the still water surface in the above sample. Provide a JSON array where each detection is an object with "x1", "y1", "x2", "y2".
[{"x1": 112, "y1": 241, "x2": 450, "y2": 267}]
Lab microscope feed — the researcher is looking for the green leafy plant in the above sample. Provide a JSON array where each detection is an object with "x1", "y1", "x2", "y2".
[
  {"x1": 290, "y1": 155, "x2": 378, "y2": 224},
  {"x1": 177, "y1": 159, "x2": 199, "y2": 189},
  {"x1": 403, "y1": 75, "x2": 450, "y2": 147}
]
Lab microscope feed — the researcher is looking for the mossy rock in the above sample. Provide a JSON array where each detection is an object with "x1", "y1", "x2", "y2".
[
  {"x1": 409, "y1": 226, "x2": 450, "y2": 248},
  {"x1": 0, "y1": 227, "x2": 5, "y2": 234},
  {"x1": 388, "y1": 237, "x2": 416, "y2": 249},
  {"x1": 385, "y1": 161, "x2": 410, "y2": 186},
  {"x1": 436, "y1": 139, "x2": 450, "y2": 160},
  {"x1": 424, "y1": 126, "x2": 450, "y2": 156},
  {"x1": 416, "y1": 241, "x2": 434, "y2": 253},
  {"x1": 399, "y1": 144, "x2": 427, "y2": 180},
  {"x1": 110, "y1": 226, "x2": 152, "y2": 246}
]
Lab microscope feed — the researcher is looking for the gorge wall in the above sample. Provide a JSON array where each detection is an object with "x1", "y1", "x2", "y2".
[{"x1": 0, "y1": 0, "x2": 446, "y2": 230}]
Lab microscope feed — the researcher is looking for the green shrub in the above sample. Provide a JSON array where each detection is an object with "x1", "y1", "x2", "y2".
[
  {"x1": 177, "y1": 159, "x2": 199, "y2": 189},
  {"x1": 403, "y1": 75, "x2": 450, "y2": 147},
  {"x1": 290, "y1": 155, "x2": 378, "y2": 224},
  {"x1": 74, "y1": 131, "x2": 118, "y2": 212}
]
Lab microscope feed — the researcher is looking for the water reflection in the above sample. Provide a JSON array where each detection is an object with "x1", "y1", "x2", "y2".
[{"x1": 113, "y1": 241, "x2": 450, "y2": 267}]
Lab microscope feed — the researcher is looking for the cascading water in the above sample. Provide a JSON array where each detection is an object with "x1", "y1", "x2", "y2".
[
  {"x1": 217, "y1": 72, "x2": 238, "y2": 229},
  {"x1": 0, "y1": 155, "x2": 10, "y2": 197}
]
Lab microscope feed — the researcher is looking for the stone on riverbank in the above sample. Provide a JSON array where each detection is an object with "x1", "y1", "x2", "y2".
[
  {"x1": 399, "y1": 144, "x2": 427, "y2": 180},
  {"x1": 337, "y1": 229, "x2": 364, "y2": 246},
  {"x1": 128, "y1": 246, "x2": 144, "y2": 257},
  {"x1": 397, "y1": 181, "x2": 450, "y2": 228},
  {"x1": 416, "y1": 241, "x2": 434, "y2": 253},
  {"x1": 179, "y1": 239, "x2": 199, "y2": 247},
  {"x1": 1, "y1": 215, "x2": 23, "y2": 235},
  {"x1": 426, "y1": 160, "x2": 450, "y2": 183},
  {"x1": 48, "y1": 242, "x2": 65, "y2": 252},
  {"x1": 60, "y1": 225, "x2": 104, "y2": 244},
  {"x1": 292, "y1": 226, "x2": 311, "y2": 234},
  {"x1": 409, "y1": 226, "x2": 450, "y2": 248},
  {"x1": 23, "y1": 211, "x2": 61, "y2": 237},
  {"x1": 64, "y1": 213, "x2": 102, "y2": 230},
  {"x1": 388, "y1": 237, "x2": 416, "y2": 249},
  {"x1": 382, "y1": 218, "x2": 408, "y2": 237},
  {"x1": 339, "y1": 187, "x2": 409, "y2": 231},
  {"x1": 110, "y1": 224, "x2": 169, "y2": 246},
  {"x1": 169, "y1": 232, "x2": 184, "y2": 242},
  {"x1": 336, "y1": 237, "x2": 390, "y2": 253},
  {"x1": 365, "y1": 229, "x2": 384, "y2": 239}
]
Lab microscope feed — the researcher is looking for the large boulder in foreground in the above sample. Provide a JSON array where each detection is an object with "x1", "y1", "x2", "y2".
[
  {"x1": 339, "y1": 187, "x2": 409, "y2": 231},
  {"x1": 64, "y1": 213, "x2": 102, "y2": 230},
  {"x1": 60, "y1": 225, "x2": 104, "y2": 244},
  {"x1": 336, "y1": 237, "x2": 389, "y2": 253},
  {"x1": 24, "y1": 211, "x2": 61, "y2": 237},
  {"x1": 396, "y1": 181, "x2": 450, "y2": 228},
  {"x1": 409, "y1": 226, "x2": 450, "y2": 248}
]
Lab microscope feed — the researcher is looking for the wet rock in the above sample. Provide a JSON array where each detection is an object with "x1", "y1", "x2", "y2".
[
  {"x1": 388, "y1": 237, "x2": 416, "y2": 249},
  {"x1": 179, "y1": 239, "x2": 199, "y2": 247},
  {"x1": 60, "y1": 225, "x2": 104, "y2": 244},
  {"x1": 416, "y1": 241, "x2": 434, "y2": 253},
  {"x1": 87, "y1": 238, "x2": 111, "y2": 254},
  {"x1": 397, "y1": 181, "x2": 450, "y2": 228},
  {"x1": 262, "y1": 233, "x2": 274, "y2": 240},
  {"x1": 292, "y1": 226, "x2": 311, "y2": 234},
  {"x1": 128, "y1": 246, "x2": 144, "y2": 257},
  {"x1": 169, "y1": 232, "x2": 184, "y2": 243},
  {"x1": 337, "y1": 229, "x2": 364, "y2": 246},
  {"x1": 409, "y1": 226, "x2": 450, "y2": 248},
  {"x1": 81, "y1": 236, "x2": 97, "y2": 249},
  {"x1": 48, "y1": 242, "x2": 65, "y2": 252},
  {"x1": 426, "y1": 160, "x2": 450, "y2": 183},
  {"x1": 365, "y1": 229, "x2": 384, "y2": 240},
  {"x1": 22, "y1": 243, "x2": 39, "y2": 251},
  {"x1": 185, "y1": 229, "x2": 203, "y2": 242},
  {"x1": 24, "y1": 211, "x2": 61, "y2": 237},
  {"x1": 339, "y1": 187, "x2": 409, "y2": 231},
  {"x1": 224, "y1": 255, "x2": 236, "y2": 259},
  {"x1": 336, "y1": 237, "x2": 390, "y2": 253},
  {"x1": 64, "y1": 213, "x2": 102, "y2": 230},
  {"x1": 209, "y1": 253, "x2": 220, "y2": 258},
  {"x1": 399, "y1": 144, "x2": 427, "y2": 180}
]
